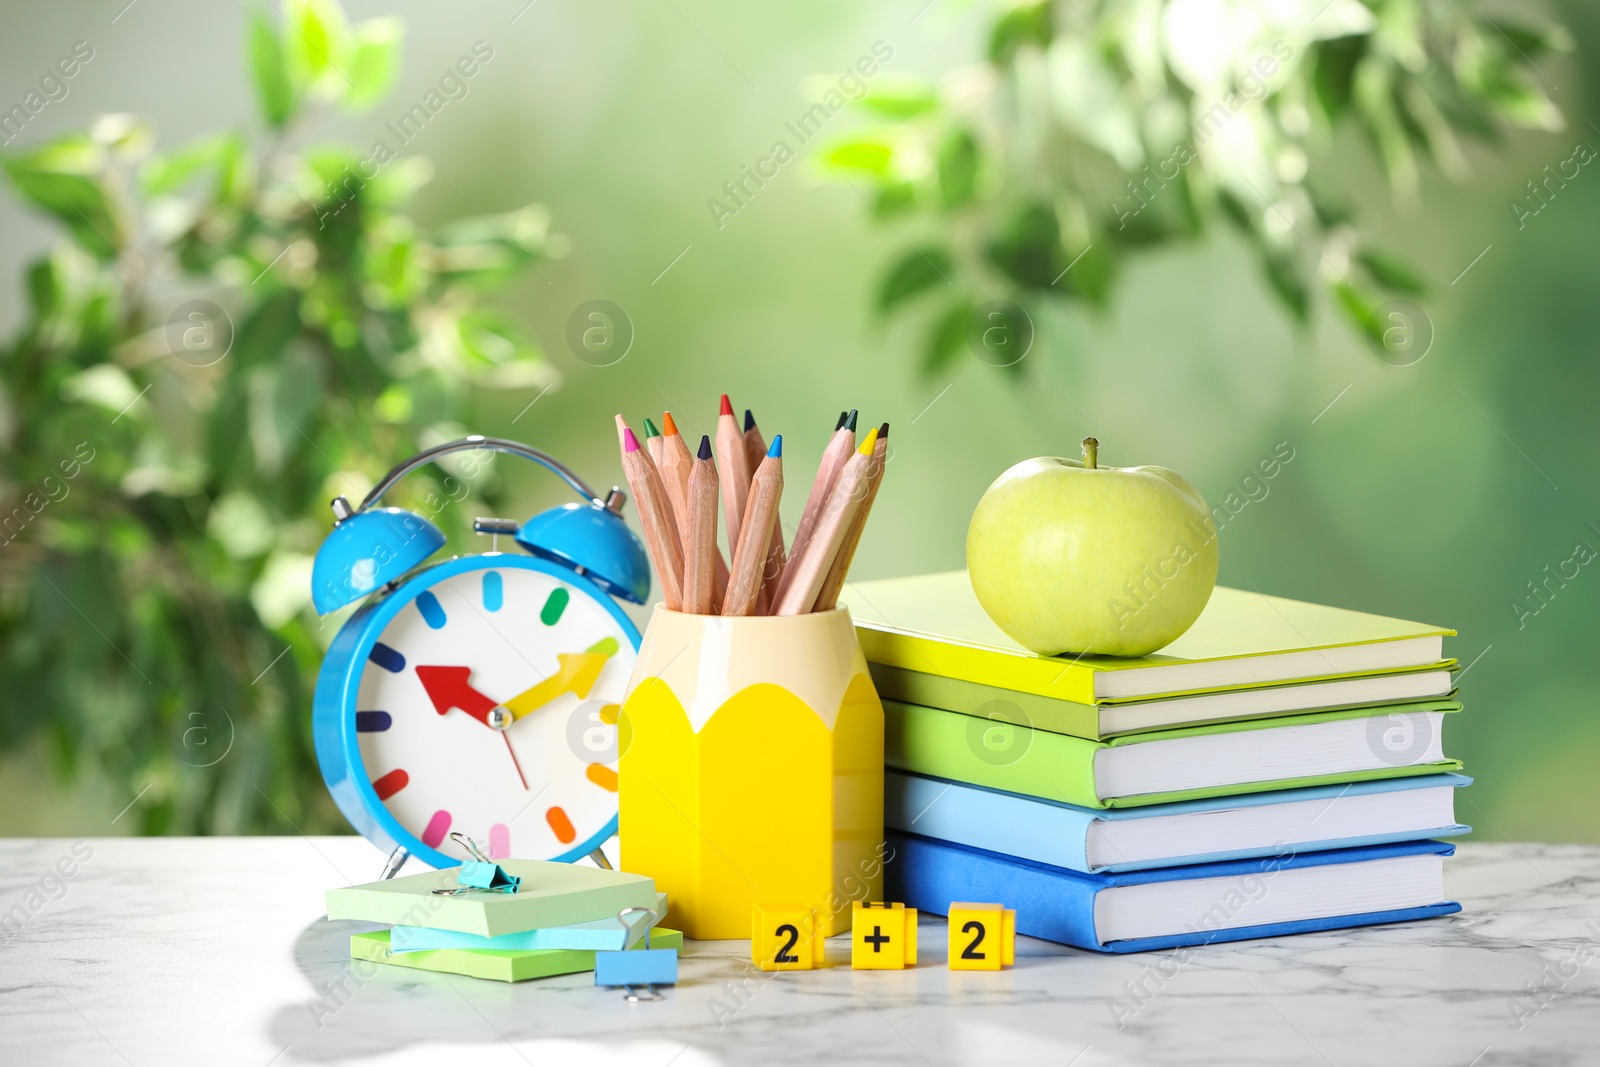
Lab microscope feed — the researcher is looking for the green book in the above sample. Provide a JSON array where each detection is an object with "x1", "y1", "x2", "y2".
[
  {"x1": 848, "y1": 571, "x2": 1455, "y2": 704},
  {"x1": 884, "y1": 698, "x2": 1463, "y2": 809},
  {"x1": 868, "y1": 661, "x2": 1459, "y2": 740},
  {"x1": 325, "y1": 860, "x2": 659, "y2": 938},
  {"x1": 350, "y1": 927, "x2": 684, "y2": 983}
]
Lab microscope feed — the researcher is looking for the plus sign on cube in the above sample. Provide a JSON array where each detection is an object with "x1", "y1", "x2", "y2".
[
  {"x1": 851, "y1": 901, "x2": 918, "y2": 970},
  {"x1": 946, "y1": 902, "x2": 1016, "y2": 971},
  {"x1": 751, "y1": 904, "x2": 826, "y2": 971}
]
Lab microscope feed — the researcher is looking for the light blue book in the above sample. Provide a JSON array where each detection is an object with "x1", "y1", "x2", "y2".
[
  {"x1": 887, "y1": 770, "x2": 1470, "y2": 874},
  {"x1": 390, "y1": 892, "x2": 668, "y2": 953}
]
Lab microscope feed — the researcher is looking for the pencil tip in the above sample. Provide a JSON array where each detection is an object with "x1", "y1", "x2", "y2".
[
  {"x1": 835, "y1": 410, "x2": 847, "y2": 430},
  {"x1": 743, "y1": 409, "x2": 756, "y2": 432},
  {"x1": 662, "y1": 411, "x2": 679, "y2": 436},
  {"x1": 768, "y1": 434, "x2": 782, "y2": 458},
  {"x1": 858, "y1": 427, "x2": 878, "y2": 455},
  {"x1": 623, "y1": 427, "x2": 641, "y2": 453},
  {"x1": 698, "y1": 435, "x2": 713, "y2": 461},
  {"x1": 845, "y1": 409, "x2": 859, "y2": 432},
  {"x1": 642, "y1": 417, "x2": 660, "y2": 438},
  {"x1": 878, "y1": 422, "x2": 889, "y2": 441},
  {"x1": 719, "y1": 394, "x2": 733, "y2": 416}
]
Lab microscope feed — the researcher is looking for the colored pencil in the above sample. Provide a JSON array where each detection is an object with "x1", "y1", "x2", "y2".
[
  {"x1": 740, "y1": 409, "x2": 788, "y2": 613},
  {"x1": 663, "y1": 411, "x2": 730, "y2": 610},
  {"x1": 642, "y1": 417, "x2": 664, "y2": 467},
  {"x1": 613, "y1": 413, "x2": 631, "y2": 452},
  {"x1": 724, "y1": 435, "x2": 784, "y2": 616},
  {"x1": 814, "y1": 422, "x2": 888, "y2": 611},
  {"x1": 618, "y1": 425, "x2": 684, "y2": 611},
  {"x1": 683, "y1": 435, "x2": 719, "y2": 614},
  {"x1": 741, "y1": 410, "x2": 764, "y2": 478},
  {"x1": 658, "y1": 412, "x2": 694, "y2": 529},
  {"x1": 773, "y1": 426, "x2": 878, "y2": 616},
  {"x1": 772, "y1": 409, "x2": 856, "y2": 607},
  {"x1": 715, "y1": 394, "x2": 752, "y2": 557}
]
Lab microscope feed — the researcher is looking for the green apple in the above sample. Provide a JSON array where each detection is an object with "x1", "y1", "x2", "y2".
[{"x1": 966, "y1": 439, "x2": 1218, "y2": 657}]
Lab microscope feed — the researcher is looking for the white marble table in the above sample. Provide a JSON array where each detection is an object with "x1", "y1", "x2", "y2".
[{"x1": 2, "y1": 838, "x2": 1597, "y2": 1066}]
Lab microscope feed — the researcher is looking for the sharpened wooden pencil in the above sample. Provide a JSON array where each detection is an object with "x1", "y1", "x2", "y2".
[
  {"x1": 814, "y1": 422, "x2": 888, "y2": 612},
  {"x1": 740, "y1": 409, "x2": 788, "y2": 613},
  {"x1": 663, "y1": 411, "x2": 730, "y2": 610},
  {"x1": 724, "y1": 435, "x2": 784, "y2": 616},
  {"x1": 773, "y1": 426, "x2": 877, "y2": 616},
  {"x1": 642, "y1": 417, "x2": 664, "y2": 467},
  {"x1": 683, "y1": 435, "x2": 719, "y2": 614},
  {"x1": 619, "y1": 424, "x2": 684, "y2": 611},
  {"x1": 715, "y1": 394, "x2": 752, "y2": 557},
  {"x1": 772, "y1": 409, "x2": 855, "y2": 607}
]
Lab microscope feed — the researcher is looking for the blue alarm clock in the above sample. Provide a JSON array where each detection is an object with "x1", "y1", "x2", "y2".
[{"x1": 310, "y1": 436, "x2": 649, "y2": 876}]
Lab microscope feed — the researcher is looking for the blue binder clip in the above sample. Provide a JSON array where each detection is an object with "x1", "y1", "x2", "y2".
[
  {"x1": 429, "y1": 833, "x2": 521, "y2": 895},
  {"x1": 594, "y1": 906, "x2": 677, "y2": 1001}
]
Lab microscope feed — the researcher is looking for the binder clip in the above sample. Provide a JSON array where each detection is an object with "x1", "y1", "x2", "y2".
[
  {"x1": 429, "y1": 833, "x2": 521, "y2": 896},
  {"x1": 594, "y1": 906, "x2": 677, "y2": 1001}
]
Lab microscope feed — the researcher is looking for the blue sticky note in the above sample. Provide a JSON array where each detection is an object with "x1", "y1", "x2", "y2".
[{"x1": 594, "y1": 947, "x2": 678, "y2": 987}]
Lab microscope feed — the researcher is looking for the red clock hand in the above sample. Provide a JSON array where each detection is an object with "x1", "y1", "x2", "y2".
[{"x1": 415, "y1": 666, "x2": 499, "y2": 727}]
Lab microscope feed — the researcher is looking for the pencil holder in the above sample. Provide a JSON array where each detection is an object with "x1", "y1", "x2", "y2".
[{"x1": 617, "y1": 606, "x2": 884, "y2": 939}]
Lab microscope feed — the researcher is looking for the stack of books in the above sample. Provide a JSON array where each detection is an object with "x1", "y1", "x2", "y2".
[
  {"x1": 850, "y1": 571, "x2": 1470, "y2": 953},
  {"x1": 326, "y1": 859, "x2": 681, "y2": 981}
]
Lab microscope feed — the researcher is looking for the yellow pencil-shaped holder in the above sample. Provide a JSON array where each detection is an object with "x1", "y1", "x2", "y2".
[{"x1": 617, "y1": 606, "x2": 884, "y2": 939}]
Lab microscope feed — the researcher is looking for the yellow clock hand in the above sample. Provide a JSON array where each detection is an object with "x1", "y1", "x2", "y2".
[{"x1": 504, "y1": 637, "x2": 620, "y2": 720}]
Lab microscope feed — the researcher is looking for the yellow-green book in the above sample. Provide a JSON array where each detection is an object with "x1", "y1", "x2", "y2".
[{"x1": 849, "y1": 571, "x2": 1454, "y2": 704}]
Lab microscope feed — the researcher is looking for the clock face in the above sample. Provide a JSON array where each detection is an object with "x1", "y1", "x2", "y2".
[{"x1": 352, "y1": 556, "x2": 636, "y2": 863}]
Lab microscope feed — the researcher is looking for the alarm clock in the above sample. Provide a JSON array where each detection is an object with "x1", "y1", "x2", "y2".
[{"x1": 309, "y1": 435, "x2": 650, "y2": 876}]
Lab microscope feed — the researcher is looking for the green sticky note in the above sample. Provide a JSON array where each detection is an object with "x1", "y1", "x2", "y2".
[
  {"x1": 326, "y1": 860, "x2": 659, "y2": 937},
  {"x1": 350, "y1": 927, "x2": 684, "y2": 983}
]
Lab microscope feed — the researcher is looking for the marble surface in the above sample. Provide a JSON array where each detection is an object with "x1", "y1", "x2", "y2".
[{"x1": 2, "y1": 837, "x2": 1598, "y2": 1067}]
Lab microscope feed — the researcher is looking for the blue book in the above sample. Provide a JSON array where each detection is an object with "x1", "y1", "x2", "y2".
[
  {"x1": 886, "y1": 832, "x2": 1460, "y2": 953},
  {"x1": 887, "y1": 770, "x2": 1471, "y2": 873}
]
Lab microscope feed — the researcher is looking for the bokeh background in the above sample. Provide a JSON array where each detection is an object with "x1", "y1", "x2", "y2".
[{"x1": 0, "y1": 0, "x2": 1594, "y2": 845}]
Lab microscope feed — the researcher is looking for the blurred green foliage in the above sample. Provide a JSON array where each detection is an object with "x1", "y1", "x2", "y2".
[
  {"x1": 0, "y1": 0, "x2": 560, "y2": 833},
  {"x1": 819, "y1": 0, "x2": 1570, "y2": 373}
]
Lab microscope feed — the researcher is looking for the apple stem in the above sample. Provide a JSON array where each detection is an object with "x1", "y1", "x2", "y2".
[{"x1": 1082, "y1": 437, "x2": 1098, "y2": 470}]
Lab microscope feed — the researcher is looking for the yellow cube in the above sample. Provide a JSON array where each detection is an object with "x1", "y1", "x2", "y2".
[
  {"x1": 946, "y1": 902, "x2": 1016, "y2": 971},
  {"x1": 851, "y1": 901, "x2": 918, "y2": 970},
  {"x1": 751, "y1": 904, "x2": 826, "y2": 971}
]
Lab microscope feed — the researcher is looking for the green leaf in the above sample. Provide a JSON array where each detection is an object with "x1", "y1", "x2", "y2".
[
  {"x1": 1356, "y1": 248, "x2": 1427, "y2": 295},
  {"x1": 989, "y1": 1, "x2": 1052, "y2": 65},
  {"x1": 1332, "y1": 279, "x2": 1384, "y2": 347},
  {"x1": 285, "y1": 0, "x2": 350, "y2": 88},
  {"x1": 3, "y1": 153, "x2": 118, "y2": 260},
  {"x1": 985, "y1": 202, "x2": 1063, "y2": 289},
  {"x1": 937, "y1": 128, "x2": 979, "y2": 208},
  {"x1": 248, "y1": 7, "x2": 298, "y2": 128},
  {"x1": 819, "y1": 136, "x2": 895, "y2": 177},
  {"x1": 856, "y1": 77, "x2": 940, "y2": 119},
  {"x1": 140, "y1": 135, "x2": 233, "y2": 196},
  {"x1": 1486, "y1": 21, "x2": 1573, "y2": 59},
  {"x1": 876, "y1": 246, "x2": 953, "y2": 311},
  {"x1": 1260, "y1": 247, "x2": 1310, "y2": 322},
  {"x1": 342, "y1": 18, "x2": 403, "y2": 110},
  {"x1": 923, "y1": 297, "x2": 972, "y2": 375},
  {"x1": 1311, "y1": 36, "x2": 1364, "y2": 124},
  {"x1": 873, "y1": 180, "x2": 917, "y2": 217}
]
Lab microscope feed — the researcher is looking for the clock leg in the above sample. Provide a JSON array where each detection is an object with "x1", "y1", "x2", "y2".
[
  {"x1": 380, "y1": 845, "x2": 410, "y2": 880},
  {"x1": 588, "y1": 846, "x2": 613, "y2": 870}
]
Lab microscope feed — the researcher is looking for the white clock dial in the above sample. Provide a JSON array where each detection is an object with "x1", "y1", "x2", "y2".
[{"x1": 352, "y1": 557, "x2": 635, "y2": 862}]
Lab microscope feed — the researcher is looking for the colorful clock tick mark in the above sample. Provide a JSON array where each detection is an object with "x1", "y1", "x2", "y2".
[
  {"x1": 586, "y1": 764, "x2": 618, "y2": 792},
  {"x1": 546, "y1": 806, "x2": 576, "y2": 844},
  {"x1": 354, "y1": 711, "x2": 392, "y2": 732},
  {"x1": 482, "y1": 571, "x2": 503, "y2": 611},
  {"x1": 421, "y1": 810, "x2": 452, "y2": 848},
  {"x1": 488, "y1": 823, "x2": 510, "y2": 859},
  {"x1": 415, "y1": 591, "x2": 447, "y2": 629},
  {"x1": 369, "y1": 642, "x2": 406, "y2": 673},
  {"x1": 540, "y1": 587, "x2": 569, "y2": 625},
  {"x1": 372, "y1": 768, "x2": 409, "y2": 800}
]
